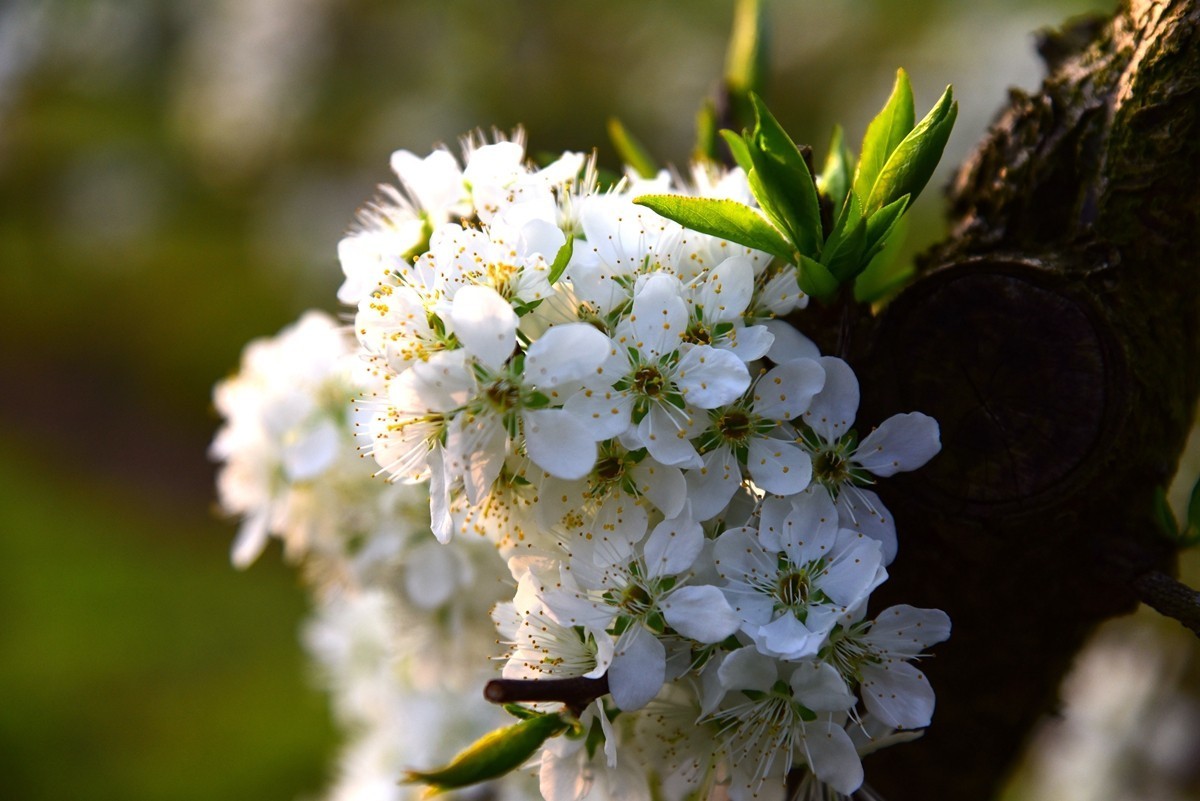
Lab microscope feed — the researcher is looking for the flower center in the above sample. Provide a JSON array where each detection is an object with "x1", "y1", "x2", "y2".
[
  {"x1": 812, "y1": 448, "x2": 849, "y2": 486},
  {"x1": 683, "y1": 322, "x2": 712, "y2": 346},
  {"x1": 717, "y1": 409, "x2": 754, "y2": 443},
  {"x1": 619, "y1": 583, "x2": 653, "y2": 616},
  {"x1": 632, "y1": 366, "x2": 666, "y2": 397},
  {"x1": 484, "y1": 379, "x2": 521, "y2": 412},
  {"x1": 776, "y1": 569, "x2": 811, "y2": 609},
  {"x1": 594, "y1": 454, "x2": 625, "y2": 483}
]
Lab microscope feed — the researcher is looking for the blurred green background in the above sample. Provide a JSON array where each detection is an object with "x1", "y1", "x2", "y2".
[{"x1": 4, "y1": 1, "x2": 1197, "y2": 799}]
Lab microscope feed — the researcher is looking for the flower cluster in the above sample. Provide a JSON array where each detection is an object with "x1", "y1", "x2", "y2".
[{"x1": 213, "y1": 129, "x2": 950, "y2": 801}]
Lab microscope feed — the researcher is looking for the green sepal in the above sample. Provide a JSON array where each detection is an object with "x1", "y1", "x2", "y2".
[
  {"x1": 797, "y1": 254, "x2": 840, "y2": 301},
  {"x1": 866, "y1": 84, "x2": 957, "y2": 214},
  {"x1": 633, "y1": 195, "x2": 794, "y2": 262},
  {"x1": 746, "y1": 95, "x2": 823, "y2": 258},
  {"x1": 503, "y1": 704, "x2": 541, "y2": 720},
  {"x1": 402, "y1": 712, "x2": 568, "y2": 796},
  {"x1": 720, "y1": 129, "x2": 755, "y2": 174},
  {"x1": 548, "y1": 234, "x2": 574, "y2": 285},
  {"x1": 818, "y1": 124, "x2": 854, "y2": 216},
  {"x1": 853, "y1": 68, "x2": 915, "y2": 206},
  {"x1": 607, "y1": 118, "x2": 659, "y2": 180}
]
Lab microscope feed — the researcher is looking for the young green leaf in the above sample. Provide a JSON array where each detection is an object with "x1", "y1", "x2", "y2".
[
  {"x1": 633, "y1": 194, "x2": 794, "y2": 261},
  {"x1": 866, "y1": 85, "x2": 957, "y2": 214},
  {"x1": 402, "y1": 712, "x2": 569, "y2": 796},
  {"x1": 607, "y1": 118, "x2": 659, "y2": 180},
  {"x1": 694, "y1": 98, "x2": 720, "y2": 163},
  {"x1": 746, "y1": 96, "x2": 824, "y2": 258},
  {"x1": 818, "y1": 124, "x2": 854, "y2": 215},
  {"x1": 797, "y1": 254, "x2": 840, "y2": 301},
  {"x1": 723, "y1": 0, "x2": 769, "y2": 131},
  {"x1": 720, "y1": 129, "x2": 755, "y2": 174},
  {"x1": 820, "y1": 195, "x2": 868, "y2": 283},
  {"x1": 547, "y1": 234, "x2": 574, "y2": 285},
  {"x1": 853, "y1": 68, "x2": 915, "y2": 205},
  {"x1": 853, "y1": 215, "x2": 910, "y2": 303},
  {"x1": 864, "y1": 194, "x2": 910, "y2": 255}
]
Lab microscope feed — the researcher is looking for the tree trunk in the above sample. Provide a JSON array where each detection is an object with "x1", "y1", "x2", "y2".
[{"x1": 825, "y1": 1, "x2": 1200, "y2": 797}]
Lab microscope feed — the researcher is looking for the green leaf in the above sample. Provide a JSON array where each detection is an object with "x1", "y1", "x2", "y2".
[
  {"x1": 866, "y1": 84, "x2": 957, "y2": 214},
  {"x1": 854, "y1": 215, "x2": 911, "y2": 303},
  {"x1": 722, "y1": 0, "x2": 769, "y2": 132},
  {"x1": 694, "y1": 99, "x2": 719, "y2": 163},
  {"x1": 864, "y1": 194, "x2": 910, "y2": 256},
  {"x1": 821, "y1": 201, "x2": 868, "y2": 283},
  {"x1": 720, "y1": 129, "x2": 755, "y2": 173},
  {"x1": 403, "y1": 712, "x2": 568, "y2": 795},
  {"x1": 818, "y1": 124, "x2": 854, "y2": 215},
  {"x1": 797, "y1": 254, "x2": 840, "y2": 301},
  {"x1": 548, "y1": 234, "x2": 574, "y2": 285},
  {"x1": 746, "y1": 95, "x2": 823, "y2": 258},
  {"x1": 607, "y1": 118, "x2": 658, "y2": 180},
  {"x1": 853, "y1": 68, "x2": 915, "y2": 205},
  {"x1": 633, "y1": 194, "x2": 794, "y2": 261}
]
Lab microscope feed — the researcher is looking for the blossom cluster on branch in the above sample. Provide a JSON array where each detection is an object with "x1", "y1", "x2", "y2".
[{"x1": 212, "y1": 127, "x2": 948, "y2": 801}]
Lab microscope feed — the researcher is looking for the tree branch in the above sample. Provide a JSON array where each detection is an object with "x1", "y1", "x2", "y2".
[{"x1": 1133, "y1": 570, "x2": 1200, "y2": 637}]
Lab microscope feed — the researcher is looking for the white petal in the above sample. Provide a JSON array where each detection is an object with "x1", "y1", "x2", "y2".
[
  {"x1": 819, "y1": 537, "x2": 886, "y2": 608},
  {"x1": 448, "y1": 284, "x2": 517, "y2": 370},
  {"x1": 779, "y1": 490, "x2": 839, "y2": 564},
  {"x1": 746, "y1": 437, "x2": 812, "y2": 496},
  {"x1": 712, "y1": 526, "x2": 771, "y2": 585},
  {"x1": 802, "y1": 356, "x2": 859, "y2": 443},
  {"x1": 752, "y1": 358, "x2": 826, "y2": 421},
  {"x1": 631, "y1": 273, "x2": 688, "y2": 357},
  {"x1": 836, "y1": 489, "x2": 897, "y2": 565},
  {"x1": 523, "y1": 409, "x2": 597, "y2": 479},
  {"x1": 525, "y1": 323, "x2": 612, "y2": 387},
  {"x1": 281, "y1": 419, "x2": 339, "y2": 481},
  {"x1": 674, "y1": 345, "x2": 750, "y2": 409},
  {"x1": 764, "y1": 319, "x2": 820, "y2": 362},
  {"x1": 427, "y1": 447, "x2": 452, "y2": 543},
  {"x1": 638, "y1": 403, "x2": 700, "y2": 467},
  {"x1": 643, "y1": 511, "x2": 704, "y2": 577},
  {"x1": 630, "y1": 459, "x2": 687, "y2": 518},
  {"x1": 855, "y1": 412, "x2": 942, "y2": 477},
  {"x1": 725, "y1": 322, "x2": 775, "y2": 362},
  {"x1": 789, "y1": 660, "x2": 856, "y2": 712},
  {"x1": 662, "y1": 585, "x2": 741, "y2": 643},
  {"x1": 716, "y1": 646, "x2": 778, "y2": 692},
  {"x1": 753, "y1": 613, "x2": 822, "y2": 661},
  {"x1": 866, "y1": 604, "x2": 952, "y2": 655},
  {"x1": 608, "y1": 627, "x2": 666, "y2": 711},
  {"x1": 563, "y1": 384, "x2": 633, "y2": 440},
  {"x1": 683, "y1": 446, "x2": 742, "y2": 522},
  {"x1": 230, "y1": 510, "x2": 270, "y2": 569},
  {"x1": 802, "y1": 720, "x2": 864, "y2": 795},
  {"x1": 861, "y1": 661, "x2": 936, "y2": 730},
  {"x1": 698, "y1": 256, "x2": 755, "y2": 323}
]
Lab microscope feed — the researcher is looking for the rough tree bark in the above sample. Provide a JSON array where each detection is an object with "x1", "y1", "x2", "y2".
[{"x1": 821, "y1": 1, "x2": 1200, "y2": 798}]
